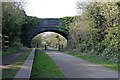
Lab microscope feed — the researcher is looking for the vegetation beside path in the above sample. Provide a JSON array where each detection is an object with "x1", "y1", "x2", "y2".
[
  {"x1": 30, "y1": 50, "x2": 64, "y2": 79},
  {"x1": 64, "y1": 52, "x2": 118, "y2": 70},
  {"x1": 2, "y1": 49, "x2": 32, "y2": 79},
  {"x1": 2, "y1": 46, "x2": 29, "y2": 57}
]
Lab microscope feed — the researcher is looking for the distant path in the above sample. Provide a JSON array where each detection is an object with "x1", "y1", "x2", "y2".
[
  {"x1": 47, "y1": 46, "x2": 58, "y2": 51},
  {"x1": 45, "y1": 50, "x2": 118, "y2": 78}
]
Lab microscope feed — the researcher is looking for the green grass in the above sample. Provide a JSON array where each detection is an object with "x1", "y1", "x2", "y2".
[
  {"x1": 0, "y1": 50, "x2": 2, "y2": 56},
  {"x1": 64, "y1": 52, "x2": 118, "y2": 70},
  {"x1": 2, "y1": 50, "x2": 32, "y2": 79},
  {"x1": 2, "y1": 46, "x2": 24, "y2": 57},
  {"x1": 30, "y1": 51, "x2": 64, "y2": 79}
]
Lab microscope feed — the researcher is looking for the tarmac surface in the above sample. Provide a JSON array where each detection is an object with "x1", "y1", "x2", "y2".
[{"x1": 45, "y1": 50, "x2": 118, "y2": 79}]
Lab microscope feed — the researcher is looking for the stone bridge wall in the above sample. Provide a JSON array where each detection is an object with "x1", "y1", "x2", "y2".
[{"x1": 25, "y1": 18, "x2": 73, "y2": 49}]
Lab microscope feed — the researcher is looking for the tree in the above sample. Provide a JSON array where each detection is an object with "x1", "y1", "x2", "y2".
[
  {"x1": 2, "y1": 2, "x2": 26, "y2": 47},
  {"x1": 67, "y1": 1, "x2": 119, "y2": 63},
  {"x1": 59, "y1": 17, "x2": 74, "y2": 32}
]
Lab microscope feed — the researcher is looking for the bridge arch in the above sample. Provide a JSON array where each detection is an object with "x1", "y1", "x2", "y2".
[
  {"x1": 29, "y1": 27, "x2": 69, "y2": 41},
  {"x1": 28, "y1": 27, "x2": 69, "y2": 47}
]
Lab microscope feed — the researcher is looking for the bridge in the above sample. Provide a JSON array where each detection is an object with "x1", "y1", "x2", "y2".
[{"x1": 26, "y1": 18, "x2": 71, "y2": 47}]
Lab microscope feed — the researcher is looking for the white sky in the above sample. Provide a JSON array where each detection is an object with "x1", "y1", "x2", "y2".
[{"x1": 24, "y1": 0, "x2": 78, "y2": 18}]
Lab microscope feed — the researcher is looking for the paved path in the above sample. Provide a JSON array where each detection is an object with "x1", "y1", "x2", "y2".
[
  {"x1": 14, "y1": 48, "x2": 35, "y2": 79},
  {"x1": 45, "y1": 50, "x2": 118, "y2": 78}
]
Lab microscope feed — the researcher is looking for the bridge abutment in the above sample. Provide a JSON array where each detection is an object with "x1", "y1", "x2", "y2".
[{"x1": 66, "y1": 35, "x2": 74, "y2": 51}]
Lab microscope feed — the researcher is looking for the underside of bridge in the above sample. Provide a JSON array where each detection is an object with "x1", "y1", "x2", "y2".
[{"x1": 30, "y1": 27, "x2": 69, "y2": 41}]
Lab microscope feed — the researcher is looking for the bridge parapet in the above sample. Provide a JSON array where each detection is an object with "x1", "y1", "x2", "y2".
[{"x1": 37, "y1": 18, "x2": 60, "y2": 27}]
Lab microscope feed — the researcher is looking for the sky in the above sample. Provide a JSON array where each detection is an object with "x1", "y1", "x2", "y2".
[{"x1": 24, "y1": 0, "x2": 78, "y2": 18}]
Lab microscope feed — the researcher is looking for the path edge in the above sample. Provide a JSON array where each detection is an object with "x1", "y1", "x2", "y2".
[{"x1": 13, "y1": 48, "x2": 35, "y2": 80}]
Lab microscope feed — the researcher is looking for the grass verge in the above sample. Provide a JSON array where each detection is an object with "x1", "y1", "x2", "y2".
[
  {"x1": 64, "y1": 52, "x2": 118, "y2": 70},
  {"x1": 2, "y1": 49, "x2": 32, "y2": 79},
  {"x1": 2, "y1": 46, "x2": 27, "y2": 57},
  {"x1": 30, "y1": 51, "x2": 64, "y2": 79}
]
